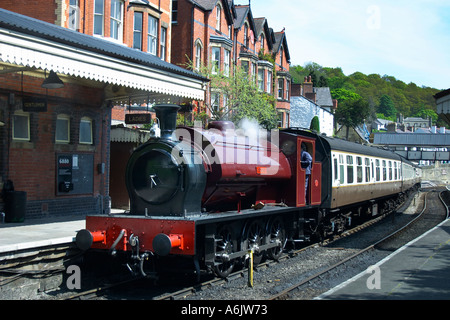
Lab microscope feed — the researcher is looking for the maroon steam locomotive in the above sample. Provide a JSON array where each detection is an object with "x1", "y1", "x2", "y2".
[{"x1": 76, "y1": 104, "x2": 421, "y2": 278}]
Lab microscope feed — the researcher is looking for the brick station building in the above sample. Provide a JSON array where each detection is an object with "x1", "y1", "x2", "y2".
[{"x1": 0, "y1": 8, "x2": 206, "y2": 219}]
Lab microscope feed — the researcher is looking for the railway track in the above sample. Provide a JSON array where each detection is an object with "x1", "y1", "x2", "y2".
[
  {"x1": 62, "y1": 189, "x2": 448, "y2": 300},
  {"x1": 270, "y1": 189, "x2": 449, "y2": 300}
]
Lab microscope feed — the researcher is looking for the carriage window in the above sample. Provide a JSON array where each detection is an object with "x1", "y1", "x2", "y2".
[
  {"x1": 333, "y1": 158, "x2": 338, "y2": 182},
  {"x1": 382, "y1": 160, "x2": 387, "y2": 181},
  {"x1": 339, "y1": 155, "x2": 345, "y2": 184},
  {"x1": 347, "y1": 155, "x2": 354, "y2": 184},
  {"x1": 388, "y1": 161, "x2": 393, "y2": 181},
  {"x1": 376, "y1": 159, "x2": 380, "y2": 182},
  {"x1": 394, "y1": 162, "x2": 398, "y2": 180},
  {"x1": 365, "y1": 158, "x2": 370, "y2": 182},
  {"x1": 356, "y1": 156, "x2": 363, "y2": 183}
]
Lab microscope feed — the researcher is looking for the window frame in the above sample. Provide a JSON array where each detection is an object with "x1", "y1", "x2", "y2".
[
  {"x1": 356, "y1": 156, "x2": 363, "y2": 183},
  {"x1": 257, "y1": 68, "x2": 264, "y2": 91},
  {"x1": 69, "y1": 0, "x2": 79, "y2": 31},
  {"x1": 278, "y1": 78, "x2": 284, "y2": 99},
  {"x1": 12, "y1": 111, "x2": 30, "y2": 141},
  {"x1": 215, "y1": 4, "x2": 221, "y2": 31},
  {"x1": 267, "y1": 70, "x2": 272, "y2": 93},
  {"x1": 224, "y1": 49, "x2": 230, "y2": 77},
  {"x1": 195, "y1": 40, "x2": 203, "y2": 71},
  {"x1": 346, "y1": 155, "x2": 354, "y2": 184},
  {"x1": 93, "y1": 0, "x2": 104, "y2": 36},
  {"x1": 160, "y1": 26, "x2": 167, "y2": 61},
  {"x1": 133, "y1": 12, "x2": 143, "y2": 50},
  {"x1": 55, "y1": 114, "x2": 71, "y2": 144},
  {"x1": 148, "y1": 14, "x2": 158, "y2": 55},
  {"x1": 365, "y1": 158, "x2": 371, "y2": 183},
  {"x1": 110, "y1": 0, "x2": 124, "y2": 42},
  {"x1": 79, "y1": 117, "x2": 93, "y2": 145},
  {"x1": 339, "y1": 154, "x2": 345, "y2": 185},
  {"x1": 211, "y1": 47, "x2": 221, "y2": 75}
]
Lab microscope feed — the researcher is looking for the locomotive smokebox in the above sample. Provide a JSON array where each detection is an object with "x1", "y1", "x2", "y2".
[{"x1": 153, "y1": 104, "x2": 180, "y2": 140}]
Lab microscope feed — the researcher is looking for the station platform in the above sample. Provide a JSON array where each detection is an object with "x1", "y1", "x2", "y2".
[
  {"x1": 0, "y1": 210, "x2": 124, "y2": 256},
  {"x1": 0, "y1": 215, "x2": 85, "y2": 256},
  {"x1": 317, "y1": 218, "x2": 450, "y2": 300}
]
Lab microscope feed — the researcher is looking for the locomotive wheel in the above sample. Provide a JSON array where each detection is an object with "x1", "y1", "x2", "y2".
[
  {"x1": 266, "y1": 216, "x2": 286, "y2": 261},
  {"x1": 214, "y1": 225, "x2": 236, "y2": 278},
  {"x1": 242, "y1": 219, "x2": 266, "y2": 266}
]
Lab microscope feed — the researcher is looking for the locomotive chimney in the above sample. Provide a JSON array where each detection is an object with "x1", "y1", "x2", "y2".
[{"x1": 153, "y1": 104, "x2": 180, "y2": 140}]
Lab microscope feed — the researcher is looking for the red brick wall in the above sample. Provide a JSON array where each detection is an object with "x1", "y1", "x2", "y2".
[
  {"x1": 0, "y1": 72, "x2": 109, "y2": 217},
  {"x1": 0, "y1": 0, "x2": 57, "y2": 24},
  {"x1": 172, "y1": 0, "x2": 195, "y2": 68}
]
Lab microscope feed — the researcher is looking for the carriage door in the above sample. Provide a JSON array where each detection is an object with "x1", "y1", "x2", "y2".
[{"x1": 296, "y1": 137, "x2": 321, "y2": 207}]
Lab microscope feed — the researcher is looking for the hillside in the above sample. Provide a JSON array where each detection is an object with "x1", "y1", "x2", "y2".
[{"x1": 290, "y1": 63, "x2": 443, "y2": 127}]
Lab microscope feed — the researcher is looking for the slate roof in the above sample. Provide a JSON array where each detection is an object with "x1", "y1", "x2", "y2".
[
  {"x1": 273, "y1": 31, "x2": 290, "y2": 63},
  {"x1": 234, "y1": 5, "x2": 255, "y2": 32},
  {"x1": 313, "y1": 87, "x2": 333, "y2": 107},
  {"x1": 190, "y1": 0, "x2": 234, "y2": 24},
  {"x1": 0, "y1": 8, "x2": 207, "y2": 82}
]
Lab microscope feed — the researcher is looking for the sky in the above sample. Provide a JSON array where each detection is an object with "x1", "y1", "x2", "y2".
[{"x1": 236, "y1": 0, "x2": 450, "y2": 90}]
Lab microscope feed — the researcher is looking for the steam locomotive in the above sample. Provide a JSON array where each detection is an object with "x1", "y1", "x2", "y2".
[{"x1": 76, "y1": 104, "x2": 421, "y2": 279}]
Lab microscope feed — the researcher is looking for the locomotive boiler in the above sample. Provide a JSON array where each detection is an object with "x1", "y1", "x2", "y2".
[{"x1": 76, "y1": 104, "x2": 421, "y2": 279}]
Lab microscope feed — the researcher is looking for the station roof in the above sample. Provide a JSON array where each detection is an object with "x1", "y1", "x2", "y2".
[{"x1": 372, "y1": 133, "x2": 450, "y2": 147}]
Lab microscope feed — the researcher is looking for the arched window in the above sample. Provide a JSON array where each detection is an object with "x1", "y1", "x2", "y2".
[{"x1": 195, "y1": 39, "x2": 203, "y2": 71}]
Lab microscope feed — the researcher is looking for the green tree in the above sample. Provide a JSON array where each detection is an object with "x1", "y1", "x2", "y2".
[
  {"x1": 331, "y1": 88, "x2": 361, "y2": 102},
  {"x1": 186, "y1": 57, "x2": 278, "y2": 129},
  {"x1": 309, "y1": 116, "x2": 320, "y2": 132},
  {"x1": 378, "y1": 94, "x2": 397, "y2": 118},
  {"x1": 335, "y1": 97, "x2": 370, "y2": 140}
]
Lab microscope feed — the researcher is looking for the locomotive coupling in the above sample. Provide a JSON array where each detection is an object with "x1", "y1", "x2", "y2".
[
  {"x1": 152, "y1": 233, "x2": 184, "y2": 256},
  {"x1": 75, "y1": 229, "x2": 106, "y2": 251}
]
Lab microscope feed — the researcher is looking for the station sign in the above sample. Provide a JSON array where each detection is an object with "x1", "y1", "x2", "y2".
[
  {"x1": 23, "y1": 97, "x2": 47, "y2": 112},
  {"x1": 125, "y1": 113, "x2": 152, "y2": 124}
]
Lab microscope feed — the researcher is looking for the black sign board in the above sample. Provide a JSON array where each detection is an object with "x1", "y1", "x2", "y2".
[
  {"x1": 125, "y1": 113, "x2": 151, "y2": 124},
  {"x1": 56, "y1": 154, "x2": 94, "y2": 195},
  {"x1": 23, "y1": 97, "x2": 47, "y2": 112},
  {"x1": 57, "y1": 155, "x2": 73, "y2": 193}
]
